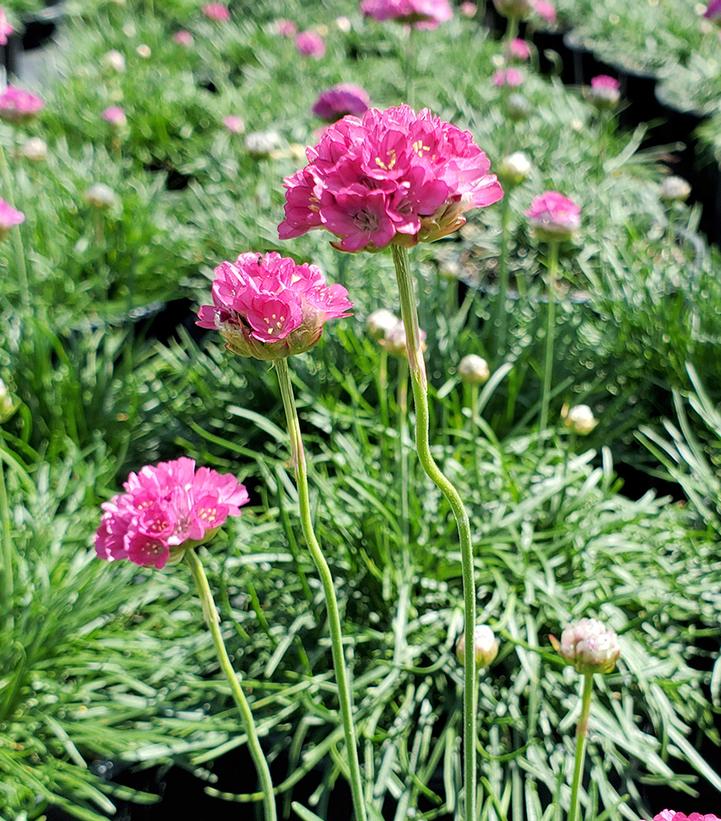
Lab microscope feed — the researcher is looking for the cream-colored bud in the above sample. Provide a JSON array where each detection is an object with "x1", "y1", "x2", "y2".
[
  {"x1": 660, "y1": 176, "x2": 691, "y2": 203},
  {"x1": 85, "y1": 183, "x2": 118, "y2": 210},
  {"x1": 499, "y1": 151, "x2": 531, "y2": 187},
  {"x1": 561, "y1": 403, "x2": 597, "y2": 435},
  {"x1": 379, "y1": 321, "x2": 426, "y2": 358},
  {"x1": 458, "y1": 354, "x2": 490, "y2": 385},
  {"x1": 103, "y1": 50, "x2": 126, "y2": 72},
  {"x1": 0, "y1": 378, "x2": 17, "y2": 422},
  {"x1": 20, "y1": 137, "x2": 48, "y2": 162},
  {"x1": 456, "y1": 625, "x2": 499, "y2": 668},
  {"x1": 366, "y1": 309, "x2": 399, "y2": 340},
  {"x1": 136, "y1": 44, "x2": 152, "y2": 59},
  {"x1": 551, "y1": 618, "x2": 620, "y2": 674},
  {"x1": 244, "y1": 130, "x2": 282, "y2": 157}
]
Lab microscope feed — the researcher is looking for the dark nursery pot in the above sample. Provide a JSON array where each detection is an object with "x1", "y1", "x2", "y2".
[
  {"x1": 562, "y1": 31, "x2": 600, "y2": 86},
  {"x1": 531, "y1": 27, "x2": 573, "y2": 81},
  {"x1": 1, "y1": 30, "x2": 22, "y2": 77},
  {"x1": 20, "y1": 2, "x2": 65, "y2": 51}
]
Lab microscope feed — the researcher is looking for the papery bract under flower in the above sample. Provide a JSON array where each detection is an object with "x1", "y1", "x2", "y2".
[
  {"x1": 197, "y1": 252, "x2": 352, "y2": 360},
  {"x1": 0, "y1": 85, "x2": 44, "y2": 124},
  {"x1": 526, "y1": 190, "x2": 581, "y2": 241},
  {"x1": 361, "y1": 0, "x2": 453, "y2": 28},
  {"x1": 0, "y1": 198, "x2": 24, "y2": 239},
  {"x1": 312, "y1": 84, "x2": 371, "y2": 122},
  {"x1": 202, "y1": 3, "x2": 230, "y2": 21},
  {"x1": 95, "y1": 458, "x2": 249, "y2": 569},
  {"x1": 278, "y1": 104, "x2": 503, "y2": 253},
  {"x1": 296, "y1": 30, "x2": 326, "y2": 58}
]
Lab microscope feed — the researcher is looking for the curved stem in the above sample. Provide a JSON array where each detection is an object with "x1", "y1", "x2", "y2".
[
  {"x1": 568, "y1": 673, "x2": 594, "y2": 821},
  {"x1": 273, "y1": 359, "x2": 368, "y2": 821},
  {"x1": 391, "y1": 244, "x2": 478, "y2": 821},
  {"x1": 185, "y1": 547, "x2": 277, "y2": 821},
  {"x1": 539, "y1": 240, "x2": 559, "y2": 434}
]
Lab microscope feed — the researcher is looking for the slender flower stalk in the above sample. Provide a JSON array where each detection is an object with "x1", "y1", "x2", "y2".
[
  {"x1": 540, "y1": 239, "x2": 559, "y2": 432},
  {"x1": 568, "y1": 672, "x2": 593, "y2": 821},
  {"x1": 0, "y1": 143, "x2": 29, "y2": 310},
  {"x1": 273, "y1": 358, "x2": 368, "y2": 821},
  {"x1": 185, "y1": 547, "x2": 277, "y2": 821},
  {"x1": 397, "y1": 357, "x2": 410, "y2": 542},
  {"x1": 391, "y1": 244, "x2": 478, "y2": 821},
  {"x1": 495, "y1": 195, "x2": 512, "y2": 353}
]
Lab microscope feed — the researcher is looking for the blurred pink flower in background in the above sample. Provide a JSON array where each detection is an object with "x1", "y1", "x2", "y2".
[
  {"x1": 589, "y1": 74, "x2": 621, "y2": 108},
  {"x1": 95, "y1": 458, "x2": 249, "y2": 569},
  {"x1": 704, "y1": 0, "x2": 721, "y2": 22},
  {"x1": 0, "y1": 8, "x2": 14, "y2": 46},
  {"x1": 0, "y1": 198, "x2": 24, "y2": 239},
  {"x1": 202, "y1": 3, "x2": 230, "y2": 22},
  {"x1": 507, "y1": 37, "x2": 531, "y2": 60},
  {"x1": 296, "y1": 30, "x2": 326, "y2": 58},
  {"x1": 278, "y1": 104, "x2": 503, "y2": 252},
  {"x1": 102, "y1": 105, "x2": 127, "y2": 128},
  {"x1": 0, "y1": 85, "x2": 44, "y2": 124},
  {"x1": 361, "y1": 0, "x2": 453, "y2": 29},
  {"x1": 274, "y1": 18, "x2": 298, "y2": 36},
  {"x1": 173, "y1": 29, "x2": 194, "y2": 46},
  {"x1": 197, "y1": 252, "x2": 352, "y2": 359},
  {"x1": 653, "y1": 813, "x2": 721, "y2": 821},
  {"x1": 526, "y1": 191, "x2": 581, "y2": 241},
  {"x1": 312, "y1": 84, "x2": 370, "y2": 121},
  {"x1": 460, "y1": 2, "x2": 477, "y2": 17},
  {"x1": 493, "y1": 67, "x2": 524, "y2": 86},
  {"x1": 223, "y1": 115, "x2": 245, "y2": 134},
  {"x1": 533, "y1": 0, "x2": 557, "y2": 24}
]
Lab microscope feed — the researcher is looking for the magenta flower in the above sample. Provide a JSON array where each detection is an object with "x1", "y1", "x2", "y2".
[
  {"x1": 704, "y1": 0, "x2": 721, "y2": 21},
  {"x1": 589, "y1": 74, "x2": 621, "y2": 108},
  {"x1": 295, "y1": 30, "x2": 326, "y2": 58},
  {"x1": 312, "y1": 84, "x2": 371, "y2": 122},
  {"x1": 0, "y1": 85, "x2": 44, "y2": 124},
  {"x1": 493, "y1": 67, "x2": 524, "y2": 87},
  {"x1": 460, "y1": 2, "x2": 477, "y2": 16},
  {"x1": 278, "y1": 105, "x2": 503, "y2": 253},
  {"x1": 102, "y1": 105, "x2": 127, "y2": 128},
  {"x1": 197, "y1": 252, "x2": 352, "y2": 360},
  {"x1": 173, "y1": 29, "x2": 194, "y2": 46},
  {"x1": 0, "y1": 7, "x2": 14, "y2": 46},
  {"x1": 507, "y1": 38, "x2": 531, "y2": 60},
  {"x1": 533, "y1": 0, "x2": 557, "y2": 23},
  {"x1": 202, "y1": 2, "x2": 230, "y2": 21},
  {"x1": 0, "y1": 198, "x2": 24, "y2": 239},
  {"x1": 653, "y1": 813, "x2": 720, "y2": 821},
  {"x1": 223, "y1": 115, "x2": 245, "y2": 134},
  {"x1": 526, "y1": 191, "x2": 581, "y2": 241},
  {"x1": 361, "y1": 0, "x2": 453, "y2": 29},
  {"x1": 275, "y1": 18, "x2": 298, "y2": 36},
  {"x1": 95, "y1": 458, "x2": 249, "y2": 569}
]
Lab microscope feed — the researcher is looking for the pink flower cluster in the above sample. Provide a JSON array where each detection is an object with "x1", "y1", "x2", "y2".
[
  {"x1": 533, "y1": 0, "x2": 556, "y2": 23},
  {"x1": 95, "y1": 458, "x2": 249, "y2": 569},
  {"x1": 223, "y1": 114, "x2": 245, "y2": 134},
  {"x1": 493, "y1": 67, "x2": 524, "y2": 87},
  {"x1": 526, "y1": 191, "x2": 581, "y2": 241},
  {"x1": 704, "y1": 0, "x2": 721, "y2": 22},
  {"x1": 197, "y1": 252, "x2": 352, "y2": 360},
  {"x1": 0, "y1": 198, "x2": 24, "y2": 239},
  {"x1": 278, "y1": 104, "x2": 503, "y2": 253},
  {"x1": 312, "y1": 84, "x2": 371, "y2": 122},
  {"x1": 296, "y1": 30, "x2": 326, "y2": 58},
  {"x1": 102, "y1": 105, "x2": 127, "y2": 128},
  {"x1": 0, "y1": 7, "x2": 13, "y2": 46},
  {"x1": 360, "y1": 0, "x2": 453, "y2": 29},
  {"x1": 653, "y1": 813, "x2": 720, "y2": 821},
  {"x1": 274, "y1": 18, "x2": 298, "y2": 37},
  {"x1": 0, "y1": 85, "x2": 44, "y2": 124},
  {"x1": 202, "y1": 3, "x2": 230, "y2": 21},
  {"x1": 507, "y1": 38, "x2": 531, "y2": 61},
  {"x1": 173, "y1": 30, "x2": 194, "y2": 46},
  {"x1": 589, "y1": 75, "x2": 621, "y2": 108}
]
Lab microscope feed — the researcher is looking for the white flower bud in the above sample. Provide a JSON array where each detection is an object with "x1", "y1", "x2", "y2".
[
  {"x1": 335, "y1": 15, "x2": 352, "y2": 32},
  {"x1": 84, "y1": 183, "x2": 118, "y2": 210},
  {"x1": 244, "y1": 130, "x2": 282, "y2": 157},
  {"x1": 456, "y1": 625, "x2": 499, "y2": 669},
  {"x1": 506, "y1": 93, "x2": 530, "y2": 121},
  {"x1": 0, "y1": 378, "x2": 17, "y2": 422},
  {"x1": 366, "y1": 309, "x2": 399, "y2": 340},
  {"x1": 458, "y1": 354, "x2": 490, "y2": 385},
  {"x1": 20, "y1": 137, "x2": 48, "y2": 162},
  {"x1": 379, "y1": 321, "x2": 426, "y2": 358},
  {"x1": 660, "y1": 176, "x2": 691, "y2": 203},
  {"x1": 561, "y1": 403, "x2": 597, "y2": 435},
  {"x1": 551, "y1": 618, "x2": 620, "y2": 674},
  {"x1": 136, "y1": 44, "x2": 152, "y2": 59},
  {"x1": 499, "y1": 151, "x2": 531, "y2": 187},
  {"x1": 103, "y1": 49, "x2": 126, "y2": 72}
]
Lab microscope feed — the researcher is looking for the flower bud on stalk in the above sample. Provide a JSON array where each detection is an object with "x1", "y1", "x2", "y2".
[
  {"x1": 458, "y1": 354, "x2": 490, "y2": 385},
  {"x1": 493, "y1": 0, "x2": 533, "y2": 19},
  {"x1": 456, "y1": 625, "x2": 499, "y2": 668},
  {"x1": 366, "y1": 308, "x2": 399, "y2": 340},
  {"x1": 0, "y1": 199, "x2": 24, "y2": 240},
  {"x1": 499, "y1": 152, "x2": 531, "y2": 187},
  {"x1": 660, "y1": 176, "x2": 691, "y2": 203},
  {"x1": 588, "y1": 75, "x2": 621, "y2": 110},
  {"x1": 551, "y1": 618, "x2": 620, "y2": 674},
  {"x1": 85, "y1": 183, "x2": 118, "y2": 210},
  {"x1": 526, "y1": 191, "x2": 581, "y2": 242},
  {"x1": 561, "y1": 403, "x2": 597, "y2": 435},
  {"x1": 19, "y1": 137, "x2": 48, "y2": 162},
  {"x1": 0, "y1": 378, "x2": 18, "y2": 422}
]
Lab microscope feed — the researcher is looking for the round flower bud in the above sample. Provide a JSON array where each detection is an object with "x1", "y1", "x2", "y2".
[
  {"x1": 506, "y1": 93, "x2": 531, "y2": 121},
  {"x1": 0, "y1": 378, "x2": 17, "y2": 422},
  {"x1": 499, "y1": 151, "x2": 531, "y2": 187},
  {"x1": 244, "y1": 130, "x2": 282, "y2": 157},
  {"x1": 561, "y1": 403, "x2": 597, "y2": 435},
  {"x1": 379, "y1": 320, "x2": 427, "y2": 359},
  {"x1": 551, "y1": 618, "x2": 620, "y2": 674},
  {"x1": 366, "y1": 308, "x2": 399, "y2": 340},
  {"x1": 103, "y1": 49, "x2": 126, "y2": 72},
  {"x1": 223, "y1": 115, "x2": 245, "y2": 134},
  {"x1": 85, "y1": 183, "x2": 118, "y2": 210},
  {"x1": 136, "y1": 44, "x2": 152, "y2": 59},
  {"x1": 588, "y1": 75, "x2": 621, "y2": 110},
  {"x1": 456, "y1": 625, "x2": 499, "y2": 668},
  {"x1": 19, "y1": 137, "x2": 48, "y2": 162},
  {"x1": 458, "y1": 354, "x2": 490, "y2": 385},
  {"x1": 526, "y1": 191, "x2": 581, "y2": 242},
  {"x1": 493, "y1": 0, "x2": 533, "y2": 19},
  {"x1": 660, "y1": 176, "x2": 691, "y2": 203},
  {"x1": 335, "y1": 15, "x2": 352, "y2": 32}
]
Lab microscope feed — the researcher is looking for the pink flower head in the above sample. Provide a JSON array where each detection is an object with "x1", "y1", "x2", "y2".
[
  {"x1": 95, "y1": 458, "x2": 249, "y2": 569},
  {"x1": 173, "y1": 29, "x2": 194, "y2": 46},
  {"x1": 493, "y1": 67, "x2": 524, "y2": 87},
  {"x1": 704, "y1": 0, "x2": 721, "y2": 22},
  {"x1": 275, "y1": 18, "x2": 297, "y2": 36},
  {"x1": 0, "y1": 198, "x2": 24, "y2": 239},
  {"x1": 202, "y1": 3, "x2": 230, "y2": 21},
  {"x1": 552, "y1": 618, "x2": 620, "y2": 674},
  {"x1": 102, "y1": 105, "x2": 127, "y2": 128},
  {"x1": 589, "y1": 74, "x2": 621, "y2": 108},
  {"x1": 652, "y1": 813, "x2": 721, "y2": 821},
  {"x1": 196, "y1": 252, "x2": 353, "y2": 360},
  {"x1": 278, "y1": 104, "x2": 504, "y2": 253},
  {"x1": 533, "y1": 0, "x2": 557, "y2": 23},
  {"x1": 361, "y1": 0, "x2": 453, "y2": 29},
  {"x1": 223, "y1": 115, "x2": 245, "y2": 134},
  {"x1": 460, "y1": 2, "x2": 477, "y2": 17},
  {"x1": 507, "y1": 38, "x2": 531, "y2": 60},
  {"x1": 295, "y1": 30, "x2": 326, "y2": 58},
  {"x1": 0, "y1": 85, "x2": 44, "y2": 124},
  {"x1": 312, "y1": 84, "x2": 371, "y2": 122},
  {"x1": 0, "y1": 8, "x2": 14, "y2": 46},
  {"x1": 525, "y1": 191, "x2": 581, "y2": 241}
]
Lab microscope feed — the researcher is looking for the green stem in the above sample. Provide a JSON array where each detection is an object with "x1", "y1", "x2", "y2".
[
  {"x1": 390, "y1": 245, "x2": 478, "y2": 821},
  {"x1": 539, "y1": 241, "x2": 559, "y2": 434},
  {"x1": 0, "y1": 461, "x2": 13, "y2": 625},
  {"x1": 405, "y1": 26, "x2": 416, "y2": 106},
  {"x1": 185, "y1": 547, "x2": 277, "y2": 821},
  {"x1": 568, "y1": 673, "x2": 594, "y2": 821},
  {"x1": 398, "y1": 357, "x2": 410, "y2": 543},
  {"x1": 505, "y1": 14, "x2": 519, "y2": 47},
  {"x1": 273, "y1": 358, "x2": 367, "y2": 821},
  {"x1": 496, "y1": 195, "x2": 512, "y2": 354},
  {"x1": 0, "y1": 141, "x2": 29, "y2": 311}
]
